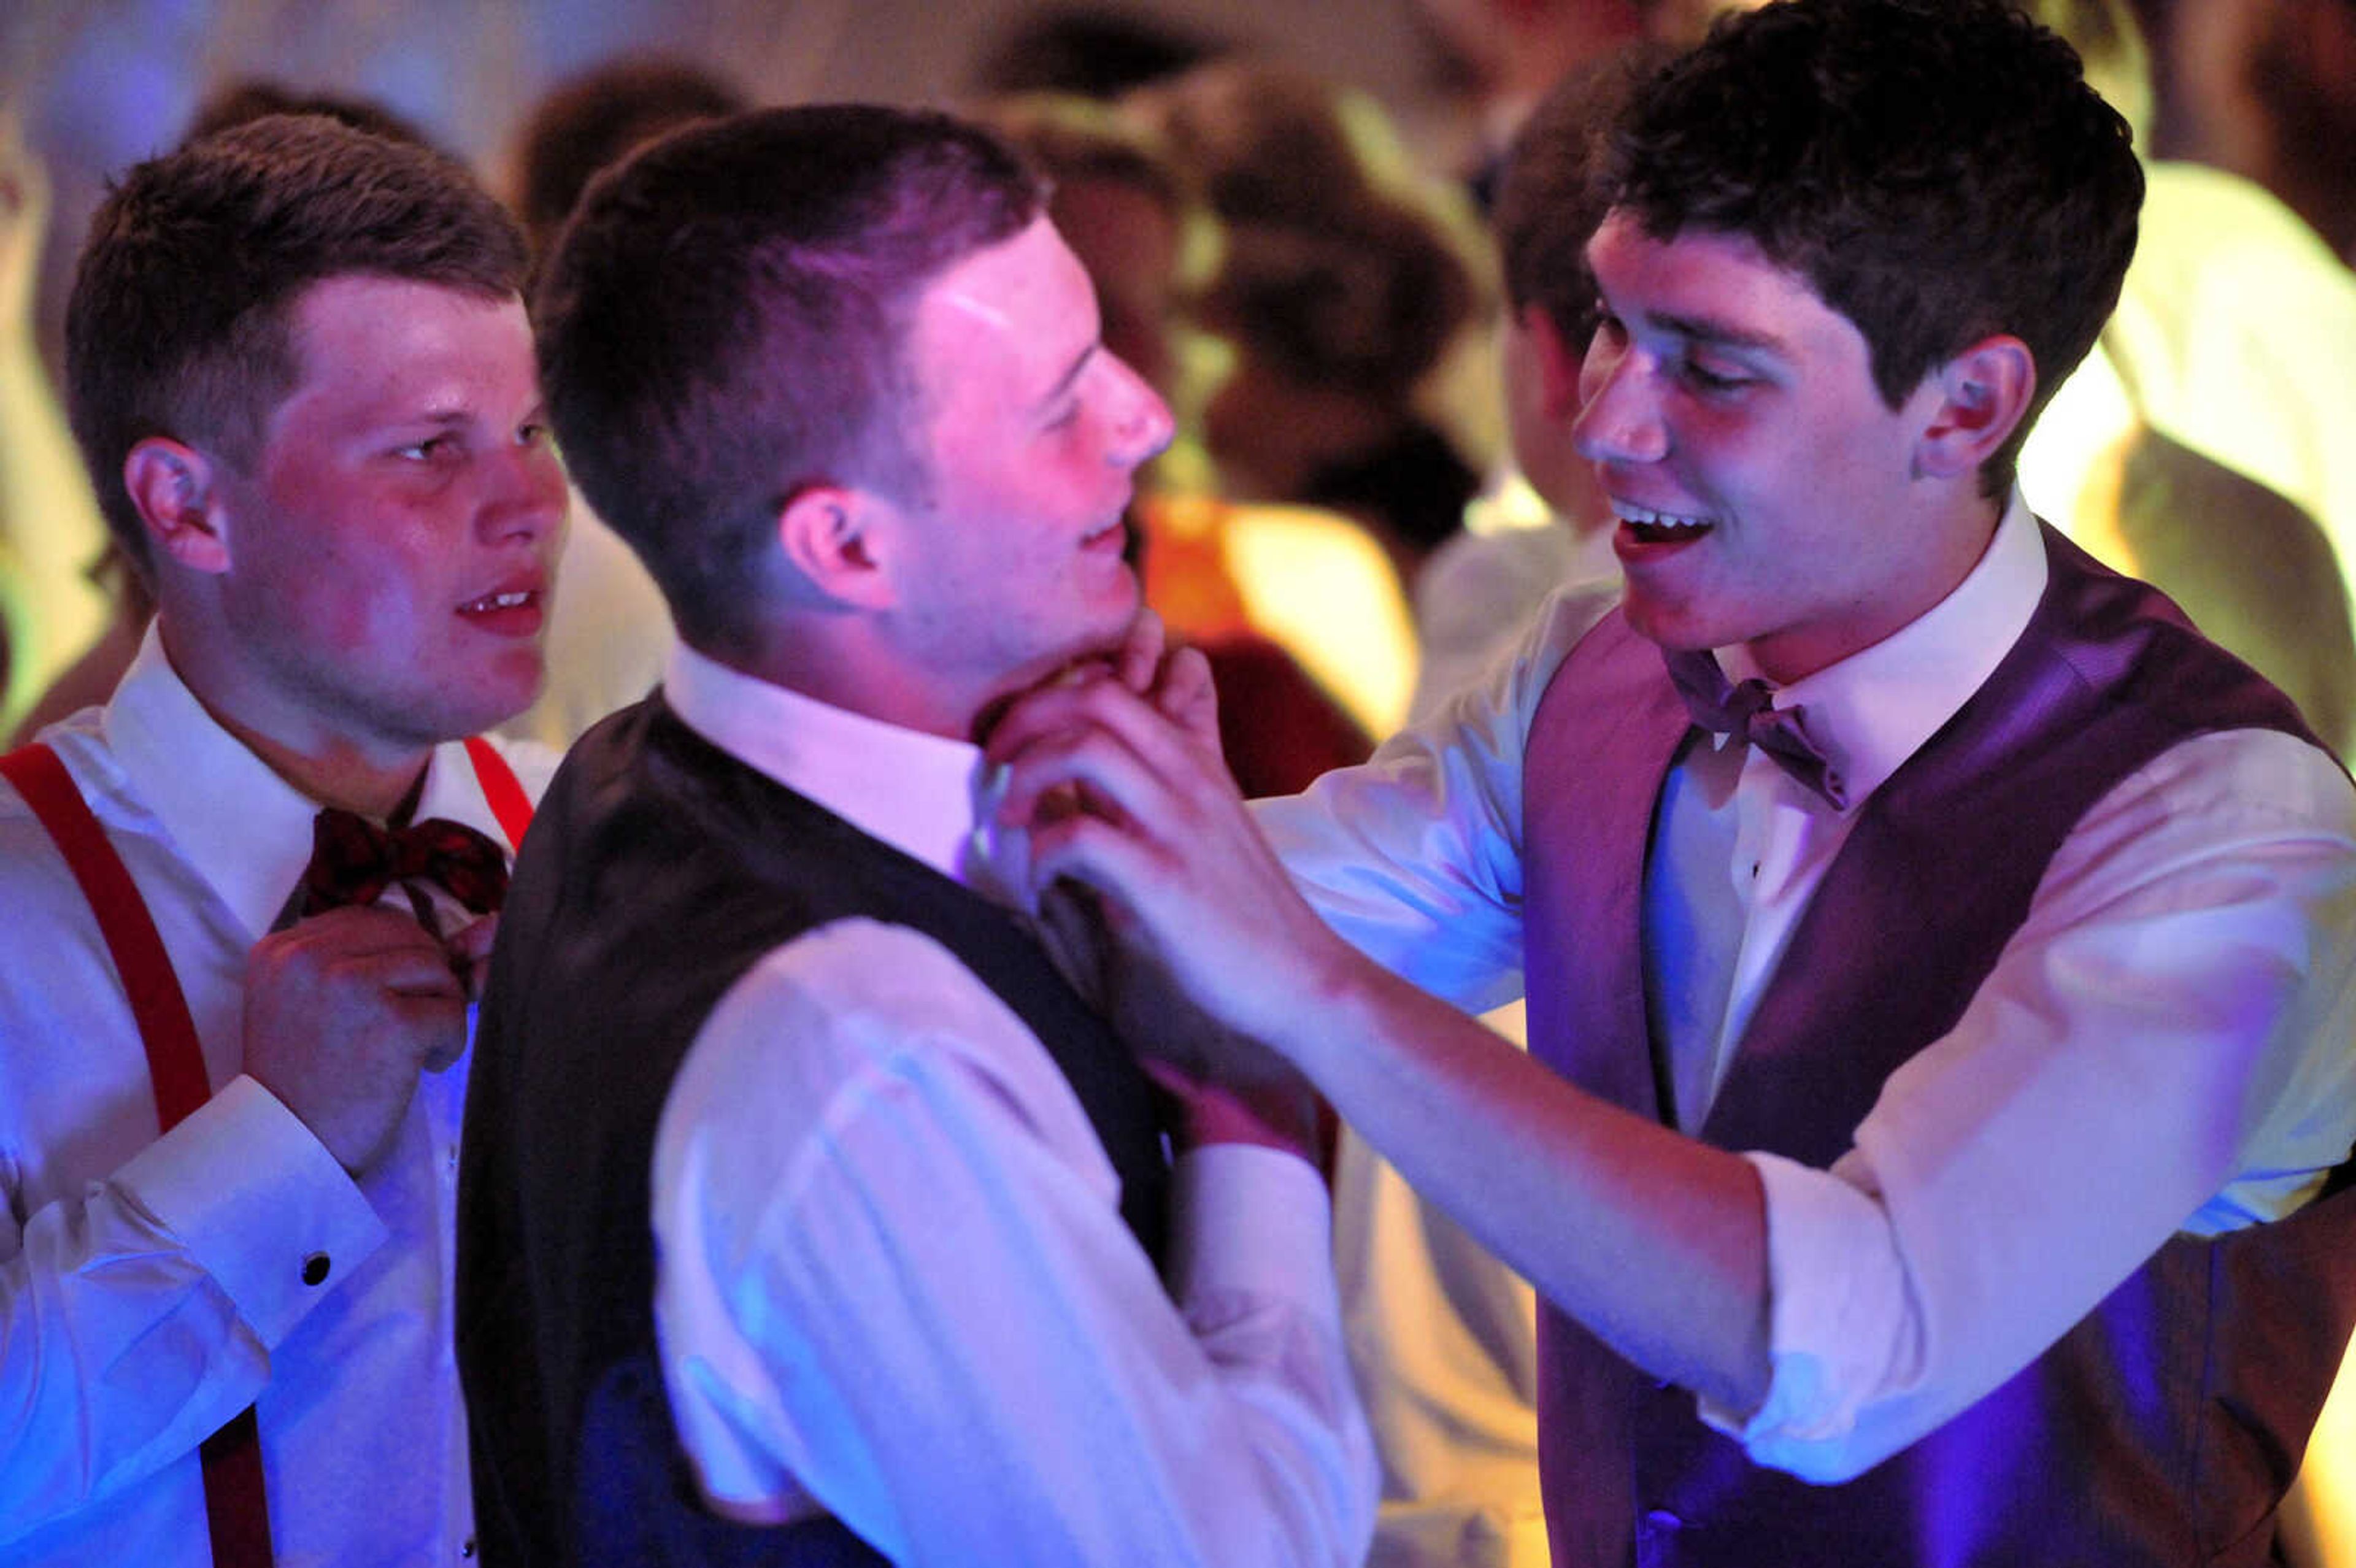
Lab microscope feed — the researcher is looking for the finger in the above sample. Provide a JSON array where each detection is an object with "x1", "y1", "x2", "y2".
[
  {"x1": 982, "y1": 675, "x2": 1111, "y2": 768},
  {"x1": 986, "y1": 674, "x2": 1218, "y2": 805},
  {"x1": 314, "y1": 933, "x2": 470, "y2": 1000},
  {"x1": 994, "y1": 720, "x2": 1179, "y2": 842},
  {"x1": 390, "y1": 992, "x2": 472, "y2": 1073},
  {"x1": 1115, "y1": 607, "x2": 1168, "y2": 694},
  {"x1": 1147, "y1": 644, "x2": 1218, "y2": 743},
  {"x1": 1023, "y1": 809, "x2": 1176, "y2": 920},
  {"x1": 444, "y1": 914, "x2": 500, "y2": 1002},
  {"x1": 447, "y1": 914, "x2": 499, "y2": 961}
]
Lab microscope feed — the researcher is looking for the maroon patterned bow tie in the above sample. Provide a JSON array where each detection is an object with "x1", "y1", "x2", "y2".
[
  {"x1": 297, "y1": 808, "x2": 511, "y2": 921},
  {"x1": 1663, "y1": 647, "x2": 1850, "y2": 810}
]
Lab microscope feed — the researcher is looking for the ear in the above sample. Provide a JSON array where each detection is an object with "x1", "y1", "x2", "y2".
[
  {"x1": 1912, "y1": 334, "x2": 2036, "y2": 483},
  {"x1": 777, "y1": 482, "x2": 898, "y2": 609},
  {"x1": 1520, "y1": 302, "x2": 1586, "y2": 420},
  {"x1": 121, "y1": 437, "x2": 232, "y2": 574}
]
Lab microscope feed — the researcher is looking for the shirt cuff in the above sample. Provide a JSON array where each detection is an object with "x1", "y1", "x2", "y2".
[
  {"x1": 1165, "y1": 1143, "x2": 1337, "y2": 1313},
  {"x1": 114, "y1": 1074, "x2": 390, "y2": 1347},
  {"x1": 1695, "y1": 1150, "x2": 1914, "y2": 1482}
]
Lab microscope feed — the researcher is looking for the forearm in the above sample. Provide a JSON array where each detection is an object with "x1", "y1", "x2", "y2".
[
  {"x1": 1273, "y1": 942, "x2": 1773, "y2": 1415},
  {"x1": 0, "y1": 1078, "x2": 386, "y2": 1539}
]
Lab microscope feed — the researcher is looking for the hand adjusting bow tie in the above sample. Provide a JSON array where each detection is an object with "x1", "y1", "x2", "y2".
[
  {"x1": 296, "y1": 808, "x2": 511, "y2": 923},
  {"x1": 1663, "y1": 647, "x2": 1849, "y2": 810}
]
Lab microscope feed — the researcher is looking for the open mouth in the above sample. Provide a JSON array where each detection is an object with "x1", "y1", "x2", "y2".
[
  {"x1": 459, "y1": 589, "x2": 537, "y2": 613},
  {"x1": 1614, "y1": 500, "x2": 1716, "y2": 547},
  {"x1": 456, "y1": 585, "x2": 546, "y2": 636}
]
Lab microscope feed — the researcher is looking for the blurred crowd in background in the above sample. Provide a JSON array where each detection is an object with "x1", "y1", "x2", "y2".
[{"x1": 4, "y1": 1, "x2": 2355, "y2": 1562}]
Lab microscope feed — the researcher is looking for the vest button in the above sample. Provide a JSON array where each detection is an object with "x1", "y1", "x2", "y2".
[{"x1": 301, "y1": 1251, "x2": 331, "y2": 1286}]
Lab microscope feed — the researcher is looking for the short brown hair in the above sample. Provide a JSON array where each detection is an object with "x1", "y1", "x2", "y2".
[
  {"x1": 533, "y1": 104, "x2": 1043, "y2": 657},
  {"x1": 66, "y1": 114, "x2": 526, "y2": 583}
]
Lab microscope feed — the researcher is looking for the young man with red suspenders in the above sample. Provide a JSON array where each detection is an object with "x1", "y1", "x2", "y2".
[{"x1": 0, "y1": 114, "x2": 563, "y2": 1566}]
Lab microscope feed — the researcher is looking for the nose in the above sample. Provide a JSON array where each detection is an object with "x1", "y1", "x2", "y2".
[
  {"x1": 1572, "y1": 339, "x2": 1669, "y2": 467},
  {"x1": 481, "y1": 439, "x2": 569, "y2": 548},
  {"x1": 1107, "y1": 356, "x2": 1176, "y2": 469}
]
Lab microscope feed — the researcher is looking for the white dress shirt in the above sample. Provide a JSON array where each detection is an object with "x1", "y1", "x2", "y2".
[
  {"x1": 1259, "y1": 492, "x2": 2356, "y2": 1484},
  {"x1": 0, "y1": 624, "x2": 556, "y2": 1566},
  {"x1": 649, "y1": 644, "x2": 1377, "y2": 1566}
]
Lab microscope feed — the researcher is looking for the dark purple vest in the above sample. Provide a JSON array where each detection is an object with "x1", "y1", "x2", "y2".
[{"x1": 1522, "y1": 526, "x2": 2356, "y2": 1567}]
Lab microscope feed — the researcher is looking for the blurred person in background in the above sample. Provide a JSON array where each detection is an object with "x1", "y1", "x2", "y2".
[
  {"x1": 0, "y1": 109, "x2": 112, "y2": 741},
  {"x1": 1140, "y1": 58, "x2": 1499, "y2": 605},
  {"x1": 2012, "y1": 0, "x2": 2356, "y2": 756},
  {"x1": 2135, "y1": 0, "x2": 2356, "y2": 268},
  {"x1": 1403, "y1": 0, "x2": 1645, "y2": 209},
  {"x1": 496, "y1": 55, "x2": 748, "y2": 747},
  {"x1": 971, "y1": 3, "x2": 1226, "y2": 102},
  {"x1": 1335, "y1": 48, "x2": 1671, "y2": 1568}
]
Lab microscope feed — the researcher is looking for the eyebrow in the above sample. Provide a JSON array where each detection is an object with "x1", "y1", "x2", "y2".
[{"x1": 1644, "y1": 309, "x2": 1791, "y2": 359}]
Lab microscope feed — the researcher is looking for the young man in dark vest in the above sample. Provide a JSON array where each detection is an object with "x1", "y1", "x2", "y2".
[
  {"x1": 0, "y1": 117, "x2": 563, "y2": 1565},
  {"x1": 988, "y1": 1, "x2": 2356, "y2": 1561},
  {"x1": 455, "y1": 106, "x2": 1374, "y2": 1566}
]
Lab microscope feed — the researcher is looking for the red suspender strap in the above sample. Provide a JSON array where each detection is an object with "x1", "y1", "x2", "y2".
[
  {"x1": 0, "y1": 742, "x2": 275, "y2": 1566},
  {"x1": 462, "y1": 734, "x2": 535, "y2": 850},
  {"x1": 1, "y1": 744, "x2": 211, "y2": 1127}
]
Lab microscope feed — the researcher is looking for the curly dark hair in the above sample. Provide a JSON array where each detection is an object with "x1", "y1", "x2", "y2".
[{"x1": 1606, "y1": 0, "x2": 2142, "y2": 493}]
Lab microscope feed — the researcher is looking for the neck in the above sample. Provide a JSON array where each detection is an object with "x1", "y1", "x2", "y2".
[
  {"x1": 158, "y1": 620, "x2": 431, "y2": 817},
  {"x1": 701, "y1": 632, "x2": 989, "y2": 745},
  {"x1": 709, "y1": 623, "x2": 1103, "y2": 748},
  {"x1": 1748, "y1": 491, "x2": 2006, "y2": 686}
]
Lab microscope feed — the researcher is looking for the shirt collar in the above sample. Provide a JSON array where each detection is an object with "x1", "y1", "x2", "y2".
[
  {"x1": 1716, "y1": 488, "x2": 2047, "y2": 807},
  {"x1": 662, "y1": 642, "x2": 1013, "y2": 893},
  {"x1": 103, "y1": 621, "x2": 504, "y2": 940}
]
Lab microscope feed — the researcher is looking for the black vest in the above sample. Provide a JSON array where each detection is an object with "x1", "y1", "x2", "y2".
[
  {"x1": 458, "y1": 697, "x2": 1171, "y2": 1565},
  {"x1": 1522, "y1": 526, "x2": 2356, "y2": 1566}
]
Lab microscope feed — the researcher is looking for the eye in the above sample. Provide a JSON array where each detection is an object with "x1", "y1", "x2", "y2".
[
  {"x1": 1679, "y1": 357, "x2": 1752, "y2": 396},
  {"x1": 395, "y1": 433, "x2": 458, "y2": 463}
]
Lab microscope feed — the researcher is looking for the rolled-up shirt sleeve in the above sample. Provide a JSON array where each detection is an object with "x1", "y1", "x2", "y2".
[{"x1": 1706, "y1": 727, "x2": 2356, "y2": 1482}]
